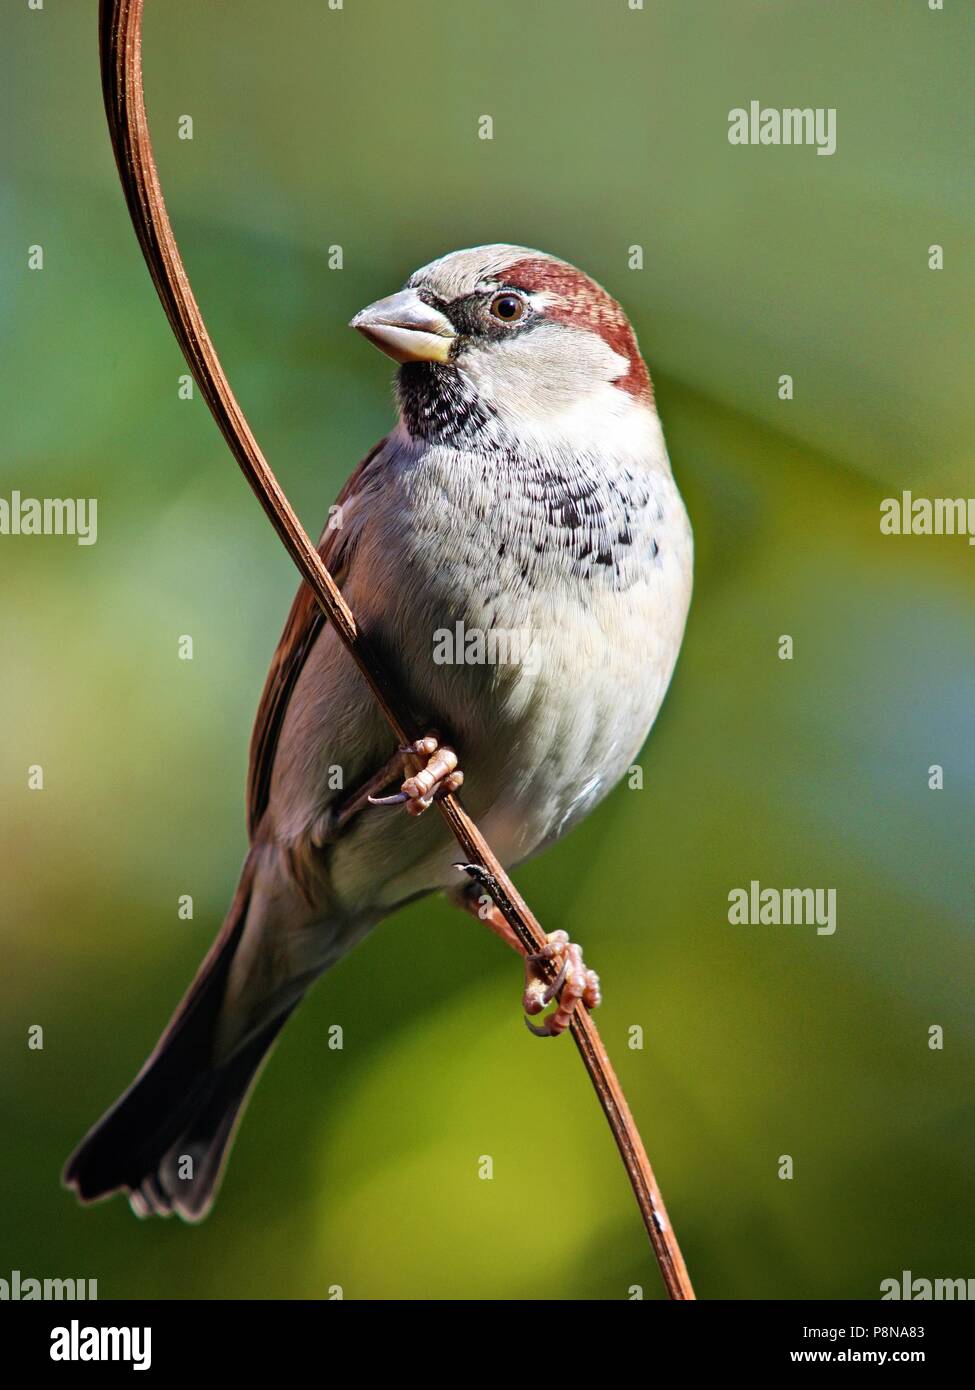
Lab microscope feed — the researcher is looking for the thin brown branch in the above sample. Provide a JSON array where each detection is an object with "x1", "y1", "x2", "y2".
[{"x1": 98, "y1": 0, "x2": 695, "y2": 1300}]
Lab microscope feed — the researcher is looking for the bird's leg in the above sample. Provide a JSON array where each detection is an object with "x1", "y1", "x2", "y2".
[
  {"x1": 449, "y1": 875, "x2": 524, "y2": 952},
  {"x1": 312, "y1": 747, "x2": 417, "y2": 845},
  {"x1": 449, "y1": 876, "x2": 601, "y2": 1038},
  {"x1": 368, "y1": 734, "x2": 464, "y2": 817}
]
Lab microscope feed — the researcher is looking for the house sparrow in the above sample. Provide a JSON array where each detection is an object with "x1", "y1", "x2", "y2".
[{"x1": 64, "y1": 244, "x2": 693, "y2": 1220}]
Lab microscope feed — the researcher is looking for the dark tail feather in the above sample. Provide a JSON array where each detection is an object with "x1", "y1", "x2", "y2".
[{"x1": 63, "y1": 855, "x2": 293, "y2": 1221}]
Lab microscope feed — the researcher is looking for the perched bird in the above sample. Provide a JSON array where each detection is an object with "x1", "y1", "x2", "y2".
[{"x1": 64, "y1": 244, "x2": 693, "y2": 1220}]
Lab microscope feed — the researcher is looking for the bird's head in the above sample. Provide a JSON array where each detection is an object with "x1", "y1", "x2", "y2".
[{"x1": 350, "y1": 244, "x2": 656, "y2": 455}]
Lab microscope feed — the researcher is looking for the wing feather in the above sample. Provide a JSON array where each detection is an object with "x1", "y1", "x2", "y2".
[{"x1": 246, "y1": 438, "x2": 388, "y2": 838}]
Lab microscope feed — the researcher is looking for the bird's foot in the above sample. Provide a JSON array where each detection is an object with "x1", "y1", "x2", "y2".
[
  {"x1": 523, "y1": 930, "x2": 602, "y2": 1037},
  {"x1": 368, "y1": 735, "x2": 464, "y2": 817},
  {"x1": 450, "y1": 871, "x2": 602, "y2": 1038}
]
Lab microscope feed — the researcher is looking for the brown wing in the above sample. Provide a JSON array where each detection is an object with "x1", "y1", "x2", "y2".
[{"x1": 246, "y1": 439, "x2": 387, "y2": 838}]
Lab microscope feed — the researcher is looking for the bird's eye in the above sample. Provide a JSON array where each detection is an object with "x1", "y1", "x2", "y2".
[{"x1": 489, "y1": 292, "x2": 525, "y2": 323}]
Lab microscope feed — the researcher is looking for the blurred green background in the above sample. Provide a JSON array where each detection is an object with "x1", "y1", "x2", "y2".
[{"x1": 1, "y1": 0, "x2": 973, "y2": 1300}]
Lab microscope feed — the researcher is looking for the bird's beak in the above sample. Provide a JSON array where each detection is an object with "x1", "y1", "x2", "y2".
[{"x1": 350, "y1": 289, "x2": 456, "y2": 365}]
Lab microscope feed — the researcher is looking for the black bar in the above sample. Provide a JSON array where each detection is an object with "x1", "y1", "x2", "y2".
[{"x1": 1, "y1": 1298, "x2": 966, "y2": 1374}]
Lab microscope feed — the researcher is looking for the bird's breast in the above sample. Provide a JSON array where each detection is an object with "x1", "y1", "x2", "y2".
[{"x1": 351, "y1": 441, "x2": 693, "y2": 862}]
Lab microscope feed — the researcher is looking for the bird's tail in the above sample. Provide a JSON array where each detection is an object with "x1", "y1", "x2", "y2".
[{"x1": 63, "y1": 854, "x2": 294, "y2": 1221}]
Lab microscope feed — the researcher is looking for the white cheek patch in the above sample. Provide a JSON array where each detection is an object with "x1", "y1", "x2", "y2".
[
  {"x1": 544, "y1": 324, "x2": 631, "y2": 385},
  {"x1": 466, "y1": 323, "x2": 624, "y2": 398},
  {"x1": 455, "y1": 323, "x2": 653, "y2": 458},
  {"x1": 508, "y1": 290, "x2": 632, "y2": 383},
  {"x1": 543, "y1": 307, "x2": 631, "y2": 383}
]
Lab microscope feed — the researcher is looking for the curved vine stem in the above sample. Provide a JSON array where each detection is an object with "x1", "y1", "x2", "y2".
[{"x1": 98, "y1": 0, "x2": 695, "y2": 1300}]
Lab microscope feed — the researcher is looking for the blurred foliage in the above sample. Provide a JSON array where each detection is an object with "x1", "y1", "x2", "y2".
[{"x1": 0, "y1": 1, "x2": 972, "y2": 1299}]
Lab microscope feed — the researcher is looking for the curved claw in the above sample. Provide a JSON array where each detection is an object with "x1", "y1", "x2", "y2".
[
  {"x1": 524, "y1": 1015, "x2": 555, "y2": 1038},
  {"x1": 367, "y1": 791, "x2": 410, "y2": 807}
]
